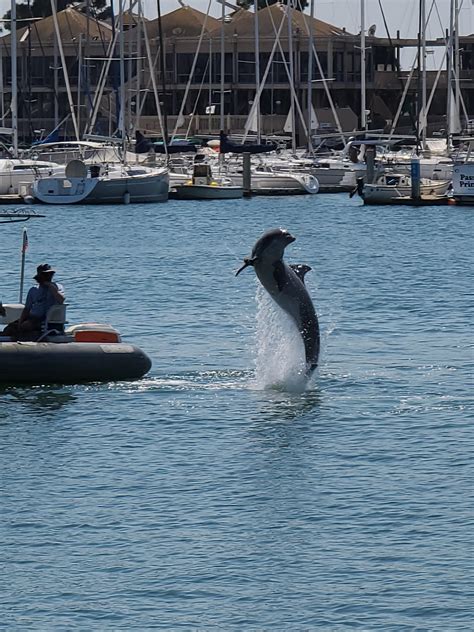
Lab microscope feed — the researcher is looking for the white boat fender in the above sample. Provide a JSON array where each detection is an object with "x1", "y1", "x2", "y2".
[{"x1": 123, "y1": 191, "x2": 130, "y2": 204}]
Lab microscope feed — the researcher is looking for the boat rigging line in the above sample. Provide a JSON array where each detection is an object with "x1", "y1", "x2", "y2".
[{"x1": 170, "y1": 0, "x2": 212, "y2": 142}]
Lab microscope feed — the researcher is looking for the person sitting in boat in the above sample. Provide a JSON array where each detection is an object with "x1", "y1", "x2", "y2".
[{"x1": 3, "y1": 264, "x2": 65, "y2": 338}]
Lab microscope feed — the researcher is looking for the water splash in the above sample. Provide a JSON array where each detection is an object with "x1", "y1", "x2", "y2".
[{"x1": 253, "y1": 285, "x2": 310, "y2": 393}]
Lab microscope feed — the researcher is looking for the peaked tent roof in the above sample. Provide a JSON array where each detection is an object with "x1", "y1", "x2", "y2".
[
  {"x1": 0, "y1": 7, "x2": 112, "y2": 47},
  {"x1": 106, "y1": 11, "x2": 146, "y2": 29},
  {"x1": 144, "y1": 6, "x2": 220, "y2": 40},
  {"x1": 210, "y1": 4, "x2": 351, "y2": 39}
]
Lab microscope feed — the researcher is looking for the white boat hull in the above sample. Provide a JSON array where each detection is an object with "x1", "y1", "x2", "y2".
[
  {"x1": 0, "y1": 159, "x2": 60, "y2": 195},
  {"x1": 311, "y1": 166, "x2": 354, "y2": 190},
  {"x1": 228, "y1": 172, "x2": 319, "y2": 195},
  {"x1": 363, "y1": 179, "x2": 450, "y2": 204}
]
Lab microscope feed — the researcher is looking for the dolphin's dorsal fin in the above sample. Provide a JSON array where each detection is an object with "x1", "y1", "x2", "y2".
[{"x1": 290, "y1": 264, "x2": 312, "y2": 284}]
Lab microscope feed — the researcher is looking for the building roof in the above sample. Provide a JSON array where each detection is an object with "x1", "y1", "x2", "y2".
[
  {"x1": 210, "y1": 4, "x2": 351, "y2": 39},
  {"x1": 108, "y1": 11, "x2": 146, "y2": 29},
  {"x1": 144, "y1": 6, "x2": 220, "y2": 39},
  {"x1": 0, "y1": 7, "x2": 112, "y2": 47}
]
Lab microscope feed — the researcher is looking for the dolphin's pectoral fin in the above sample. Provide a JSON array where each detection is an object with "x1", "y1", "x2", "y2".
[
  {"x1": 290, "y1": 264, "x2": 312, "y2": 284},
  {"x1": 273, "y1": 261, "x2": 286, "y2": 292}
]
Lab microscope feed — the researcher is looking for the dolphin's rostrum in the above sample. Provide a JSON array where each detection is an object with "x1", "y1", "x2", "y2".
[{"x1": 236, "y1": 228, "x2": 320, "y2": 374}]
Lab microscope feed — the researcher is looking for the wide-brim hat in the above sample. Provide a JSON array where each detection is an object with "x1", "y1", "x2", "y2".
[{"x1": 34, "y1": 263, "x2": 56, "y2": 280}]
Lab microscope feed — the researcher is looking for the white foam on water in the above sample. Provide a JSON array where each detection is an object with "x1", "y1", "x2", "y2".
[{"x1": 253, "y1": 285, "x2": 309, "y2": 393}]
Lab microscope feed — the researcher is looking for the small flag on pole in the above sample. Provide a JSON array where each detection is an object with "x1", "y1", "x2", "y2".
[
  {"x1": 19, "y1": 228, "x2": 28, "y2": 303},
  {"x1": 22, "y1": 228, "x2": 28, "y2": 253}
]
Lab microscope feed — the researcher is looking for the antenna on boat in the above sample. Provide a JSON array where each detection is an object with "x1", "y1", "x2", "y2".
[{"x1": 19, "y1": 227, "x2": 28, "y2": 303}]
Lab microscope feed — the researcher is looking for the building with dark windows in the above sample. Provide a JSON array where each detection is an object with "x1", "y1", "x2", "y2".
[{"x1": 0, "y1": 4, "x2": 473, "y2": 143}]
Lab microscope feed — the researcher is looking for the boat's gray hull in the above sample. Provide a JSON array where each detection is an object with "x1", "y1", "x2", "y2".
[
  {"x1": 172, "y1": 184, "x2": 243, "y2": 199},
  {"x1": 0, "y1": 342, "x2": 152, "y2": 384},
  {"x1": 87, "y1": 173, "x2": 169, "y2": 203}
]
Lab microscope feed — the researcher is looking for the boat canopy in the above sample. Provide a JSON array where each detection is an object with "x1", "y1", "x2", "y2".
[{"x1": 219, "y1": 131, "x2": 277, "y2": 155}]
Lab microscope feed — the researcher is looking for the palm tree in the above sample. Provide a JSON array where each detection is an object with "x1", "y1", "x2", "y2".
[{"x1": 1, "y1": 0, "x2": 112, "y2": 31}]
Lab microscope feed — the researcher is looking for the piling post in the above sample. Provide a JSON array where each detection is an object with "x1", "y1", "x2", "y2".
[
  {"x1": 243, "y1": 153, "x2": 252, "y2": 197},
  {"x1": 365, "y1": 146, "x2": 375, "y2": 183},
  {"x1": 411, "y1": 157, "x2": 421, "y2": 200}
]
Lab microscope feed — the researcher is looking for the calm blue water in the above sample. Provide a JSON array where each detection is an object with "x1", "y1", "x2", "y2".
[{"x1": 0, "y1": 194, "x2": 473, "y2": 630}]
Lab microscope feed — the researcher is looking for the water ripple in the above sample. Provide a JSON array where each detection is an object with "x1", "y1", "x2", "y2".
[{"x1": 0, "y1": 196, "x2": 472, "y2": 629}]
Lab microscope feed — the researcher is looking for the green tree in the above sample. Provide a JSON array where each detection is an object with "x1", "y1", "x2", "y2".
[
  {"x1": 237, "y1": 0, "x2": 308, "y2": 10},
  {"x1": 1, "y1": 0, "x2": 112, "y2": 32}
]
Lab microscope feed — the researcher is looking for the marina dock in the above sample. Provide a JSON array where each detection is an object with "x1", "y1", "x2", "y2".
[{"x1": 0, "y1": 194, "x2": 23, "y2": 205}]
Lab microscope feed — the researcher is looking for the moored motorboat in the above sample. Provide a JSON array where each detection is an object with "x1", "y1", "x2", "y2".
[
  {"x1": 361, "y1": 172, "x2": 451, "y2": 205},
  {"x1": 172, "y1": 163, "x2": 243, "y2": 200},
  {"x1": 0, "y1": 305, "x2": 151, "y2": 385}
]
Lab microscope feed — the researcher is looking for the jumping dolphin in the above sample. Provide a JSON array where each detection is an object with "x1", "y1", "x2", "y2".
[{"x1": 236, "y1": 228, "x2": 320, "y2": 374}]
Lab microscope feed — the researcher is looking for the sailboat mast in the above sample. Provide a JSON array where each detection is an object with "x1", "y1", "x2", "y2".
[
  {"x1": 306, "y1": 0, "x2": 314, "y2": 151},
  {"x1": 446, "y1": 0, "x2": 454, "y2": 138},
  {"x1": 454, "y1": 0, "x2": 460, "y2": 128},
  {"x1": 118, "y1": 0, "x2": 126, "y2": 154},
  {"x1": 220, "y1": 0, "x2": 225, "y2": 132},
  {"x1": 77, "y1": 34, "x2": 82, "y2": 138},
  {"x1": 287, "y1": 0, "x2": 296, "y2": 154},
  {"x1": 421, "y1": 0, "x2": 427, "y2": 148},
  {"x1": 156, "y1": 0, "x2": 169, "y2": 146},
  {"x1": 0, "y1": 39, "x2": 4, "y2": 122},
  {"x1": 54, "y1": 24, "x2": 59, "y2": 128},
  {"x1": 416, "y1": 0, "x2": 422, "y2": 154},
  {"x1": 254, "y1": 2, "x2": 261, "y2": 142},
  {"x1": 50, "y1": 0, "x2": 80, "y2": 140},
  {"x1": 208, "y1": 36, "x2": 212, "y2": 131},
  {"x1": 10, "y1": 0, "x2": 18, "y2": 156},
  {"x1": 360, "y1": 0, "x2": 367, "y2": 130}
]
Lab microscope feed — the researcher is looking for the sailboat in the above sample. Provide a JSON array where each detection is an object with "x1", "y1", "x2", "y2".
[
  {"x1": 28, "y1": 158, "x2": 169, "y2": 204},
  {"x1": 0, "y1": 0, "x2": 63, "y2": 195}
]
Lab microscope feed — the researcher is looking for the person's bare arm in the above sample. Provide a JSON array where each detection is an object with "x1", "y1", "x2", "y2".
[
  {"x1": 46, "y1": 282, "x2": 65, "y2": 304},
  {"x1": 19, "y1": 306, "x2": 30, "y2": 324}
]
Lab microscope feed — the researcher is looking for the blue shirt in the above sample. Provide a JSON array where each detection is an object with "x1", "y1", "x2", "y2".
[{"x1": 25, "y1": 283, "x2": 65, "y2": 320}]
